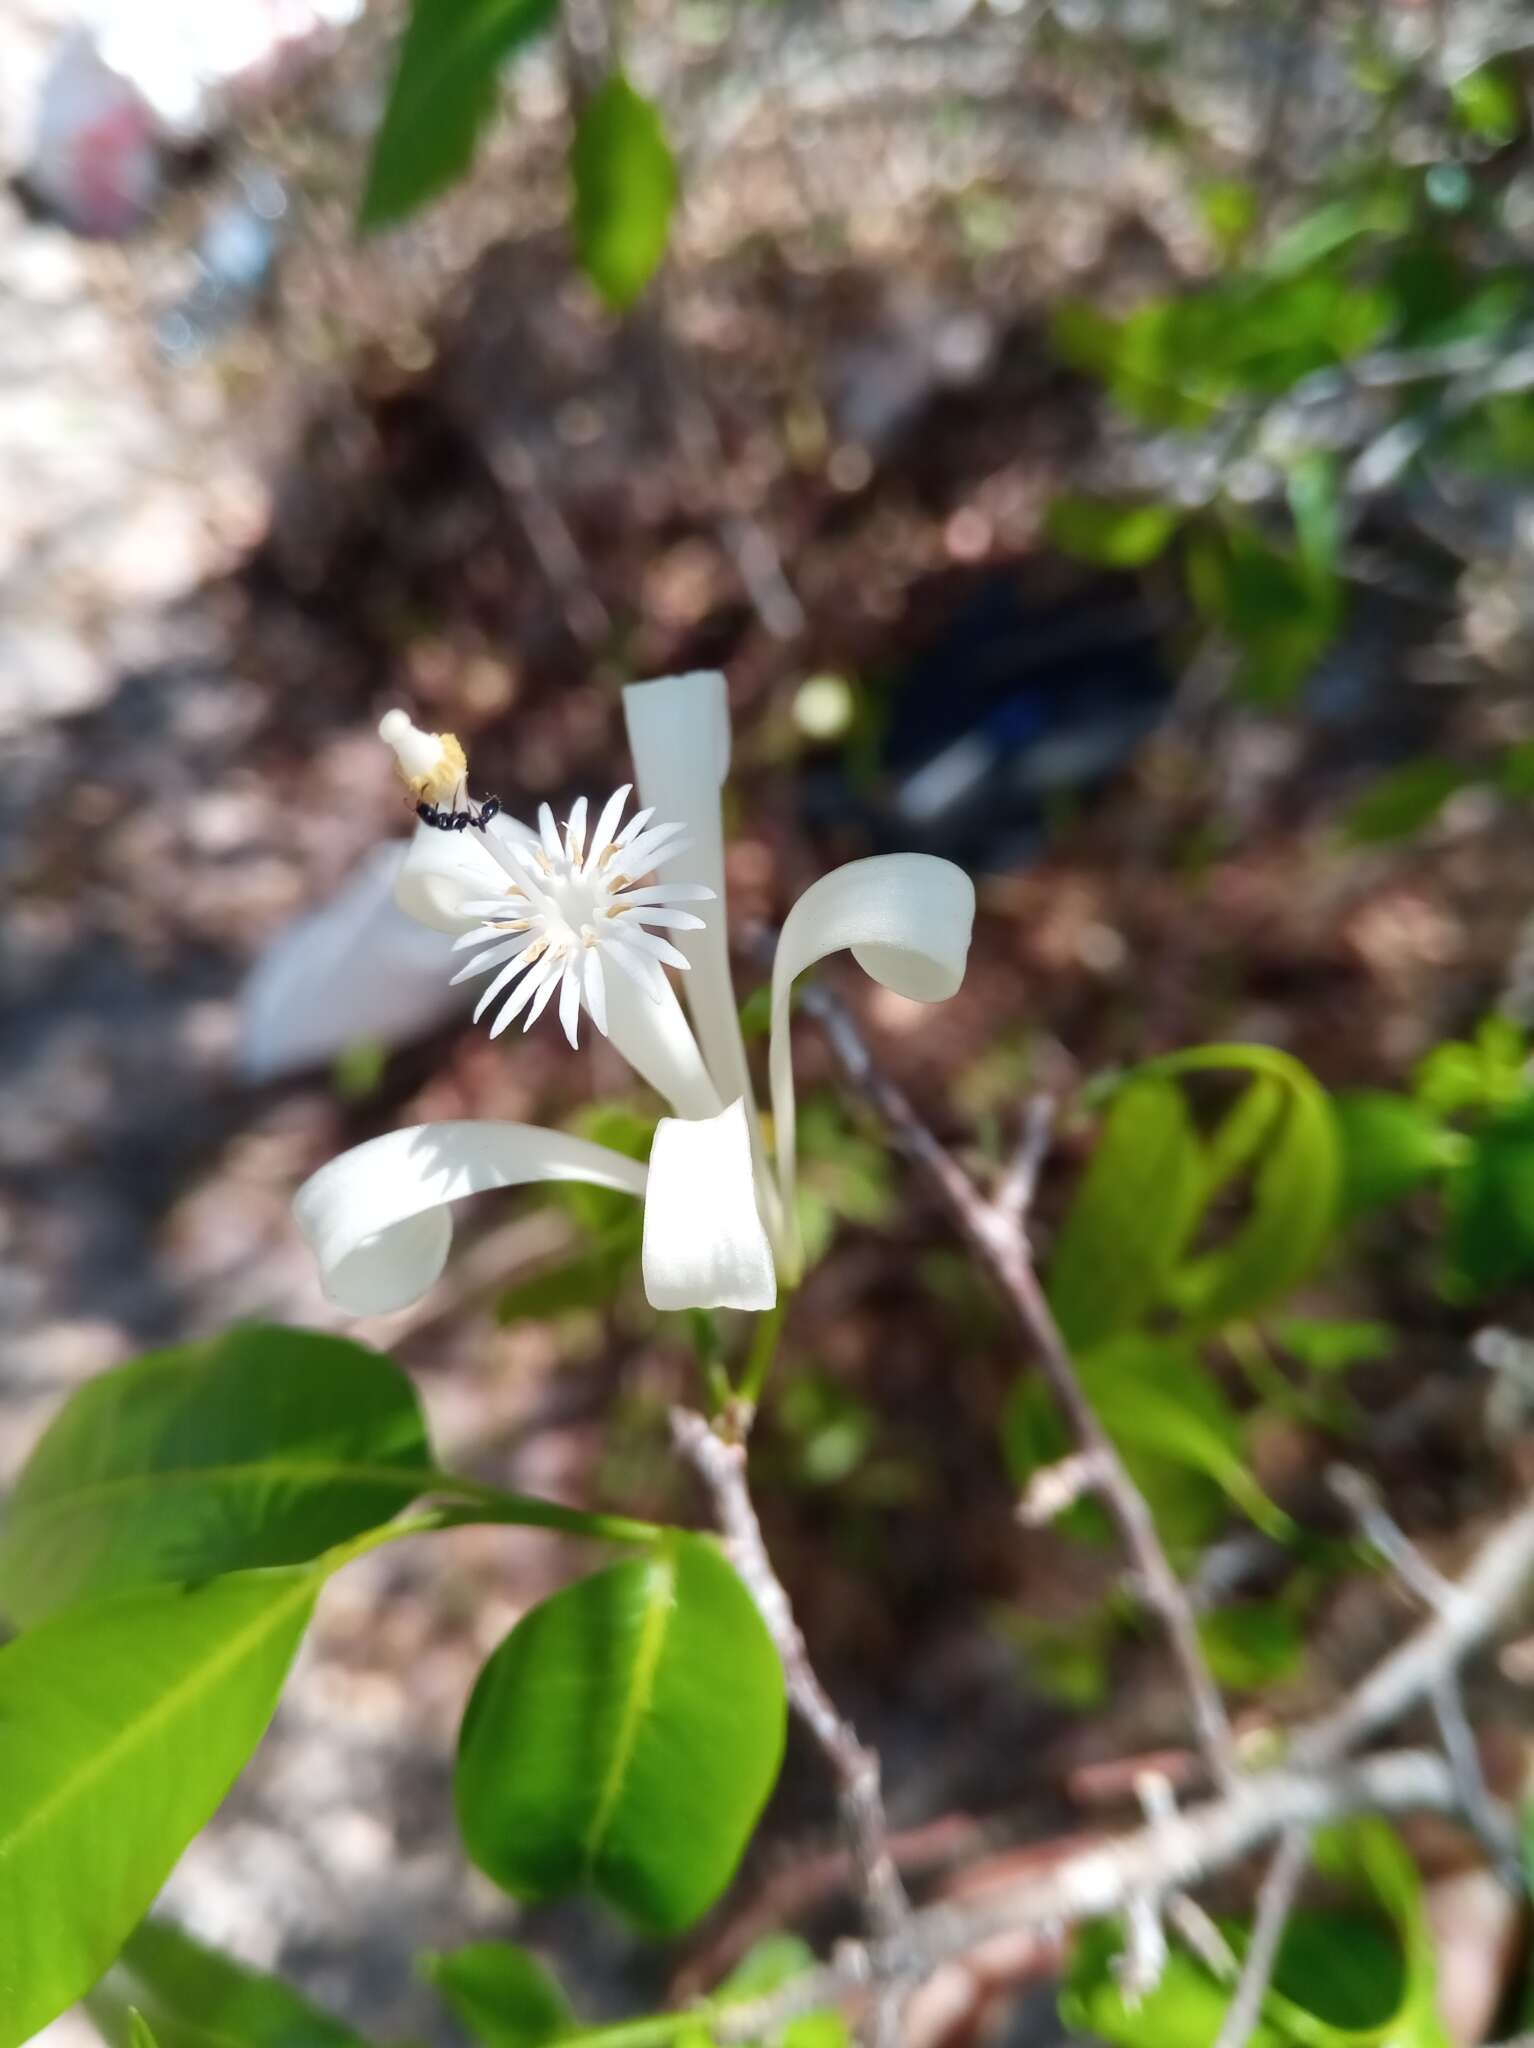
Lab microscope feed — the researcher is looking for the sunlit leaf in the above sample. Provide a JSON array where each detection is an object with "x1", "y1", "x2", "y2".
[
  {"x1": 1274, "y1": 1317, "x2": 1394, "y2": 1374},
  {"x1": 719, "y1": 1936, "x2": 851, "y2": 2048},
  {"x1": 570, "y1": 73, "x2": 678, "y2": 309},
  {"x1": 0, "y1": 1326, "x2": 432, "y2": 1627},
  {"x1": 456, "y1": 1534, "x2": 785, "y2": 1933},
  {"x1": 1048, "y1": 1078, "x2": 1205, "y2": 1352},
  {"x1": 89, "y1": 1919, "x2": 372, "y2": 2048},
  {"x1": 1151, "y1": 1047, "x2": 1341, "y2": 1332},
  {"x1": 1331, "y1": 1091, "x2": 1459, "y2": 1218},
  {"x1": 0, "y1": 1569, "x2": 320, "y2": 2046},
  {"x1": 1046, "y1": 495, "x2": 1180, "y2": 568},
  {"x1": 1451, "y1": 63, "x2": 1523, "y2": 144},
  {"x1": 1413, "y1": 1015, "x2": 1529, "y2": 1119},
  {"x1": 422, "y1": 1943, "x2": 573, "y2": 2048},
  {"x1": 360, "y1": 0, "x2": 559, "y2": 229}
]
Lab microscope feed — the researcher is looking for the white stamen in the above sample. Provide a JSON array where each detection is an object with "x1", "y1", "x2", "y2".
[{"x1": 452, "y1": 785, "x2": 713, "y2": 1048}]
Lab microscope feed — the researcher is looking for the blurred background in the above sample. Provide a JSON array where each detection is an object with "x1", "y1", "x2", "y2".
[{"x1": 6, "y1": 0, "x2": 1534, "y2": 2041}]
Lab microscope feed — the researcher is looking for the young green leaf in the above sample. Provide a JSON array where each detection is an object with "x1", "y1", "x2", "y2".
[
  {"x1": 422, "y1": 1942, "x2": 574, "y2": 2048},
  {"x1": 1332, "y1": 1091, "x2": 1459, "y2": 1219},
  {"x1": 89, "y1": 1919, "x2": 372, "y2": 2048},
  {"x1": 0, "y1": 1325, "x2": 433, "y2": 1626},
  {"x1": 1443, "y1": 1099, "x2": 1534, "y2": 1299},
  {"x1": 1151, "y1": 1047, "x2": 1341, "y2": 1331},
  {"x1": 0, "y1": 1569, "x2": 320, "y2": 2047},
  {"x1": 1047, "y1": 1077, "x2": 1205, "y2": 1353},
  {"x1": 1341, "y1": 759, "x2": 1470, "y2": 846},
  {"x1": 360, "y1": 0, "x2": 560, "y2": 229},
  {"x1": 570, "y1": 74, "x2": 678, "y2": 310},
  {"x1": 129, "y1": 2015, "x2": 160, "y2": 2048},
  {"x1": 1196, "y1": 1603, "x2": 1303, "y2": 1691},
  {"x1": 718, "y1": 1935, "x2": 852, "y2": 2048},
  {"x1": 456, "y1": 1534, "x2": 785, "y2": 1933}
]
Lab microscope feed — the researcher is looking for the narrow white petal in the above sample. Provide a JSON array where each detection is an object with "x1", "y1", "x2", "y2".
[
  {"x1": 294, "y1": 1121, "x2": 647, "y2": 1315},
  {"x1": 537, "y1": 802, "x2": 562, "y2": 862},
  {"x1": 591, "y1": 783, "x2": 631, "y2": 857},
  {"x1": 632, "y1": 907, "x2": 707, "y2": 932},
  {"x1": 558, "y1": 959, "x2": 582, "y2": 1048},
  {"x1": 613, "y1": 822, "x2": 689, "y2": 874},
  {"x1": 604, "y1": 934, "x2": 667, "y2": 999},
  {"x1": 623, "y1": 673, "x2": 765, "y2": 1194},
  {"x1": 617, "y1": 884, "x2": 716, "y2": 907},
  {"x1": 475, "y1": 947, "x2": 543, "y2": 1024},
  {"x1": 614, "y1": 804, "x2": 655, "y2": 846},
  {"x1": 452, "y1": 922, "x2": 507, "y2": 953},
  {"x1": 769, "y1": 855, "x2": 975, "y2": 1260},
  {"x1": 641, "y1": 1099, "x2": 776, "y2": 1312},
  {"x1": 522, "y1": 958, "x2": 566, "y2": 1030},
  {"x1": 613, "y1": 925, "x2": 692, "y2": 970},
  {"x1": 395, "y1": 821, "x2": 513, "y2": 933},
  {"x1": 450, "y1": 936, "x2": 530, "y2": 987},
  {"x1": 490, "y1": 951, "x2": 560, "y2": 1036},
  {"x1": 566, "y1": 795, "x2": 588, "y2": 863},
  {"x1": 582, "y1": 946, "x2": 608, "y2": 1036},
  {"x1": 603, "y1": 954, "x2": 723, "y2": 1118}
]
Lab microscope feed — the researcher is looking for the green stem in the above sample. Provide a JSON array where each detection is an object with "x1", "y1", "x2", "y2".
[
  {"x1": 738, "y1": 1298, "x2": 787, "y2": 1409},
  {"x1": 422, "y1": 1471, "x2": 667, "y2": 1548}
]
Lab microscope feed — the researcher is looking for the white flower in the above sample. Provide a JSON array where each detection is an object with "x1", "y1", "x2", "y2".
[{"x1": 294, "y1": 674, "x2": 975, "y2": 1318}]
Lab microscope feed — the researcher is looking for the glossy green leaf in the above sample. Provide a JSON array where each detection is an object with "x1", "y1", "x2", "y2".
[
  {"x1": 1047, "y1": 1078, "x2": 1205, "y2": 1352},
  {"x1": 570, "y1": 74, "x2": 678, "y2": 310},
  {"x1": 456, "y1": 1534, "x2": 786, "y2": 1933},
  {"x1": 360, "y1": 0, "x2": 559, "y2": 228},
  {"x1": 1152, "y1": 1047, "x2": 1341, "y2": 1331},
  {"x1": 89, "y1": 1919, "x2": 372, "y2": 2048},
  {"x1": 1341, "y1": 760, "x2": 1469, "y2": 846},
  {"x1": 1332, "y1": 1092, "x2": 1459, "y2": 1219},
  {"x1": 1444, "y1": 1099, "x2": 1534, "y2": 1299},
  {"x1": 1046, "y1": 495, "x2": 1179, "y2": 568},
  {"x1": 422, "y1": 1943, "x2": 573, "y2": 2048},
  {"x1": 1196, "y1": 1603, "x2": 1303, "y2": 1690},
  {"x1": 0, "y1": 1325, "x2": 432, "y2": 1627},
  {"x1": 0, "y1": 1569, "x2": 320, "y2": 2046}
]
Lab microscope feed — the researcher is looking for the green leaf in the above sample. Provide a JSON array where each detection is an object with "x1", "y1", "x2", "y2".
[
  {"x1": 422, "y1": 1943, "x2": 573, "y2": 2048},
  {"x1": 1047, "y1": 1078, "x2": 1205, "y2": 1352},
  {"x1": 456, "y1": 1534, "x2": 785, "y2": 1933},
  {"x1": 1196, "y1": 1602, "x2": 1303, "y2": 1691},
  {"x1": 89, "y1": 1919, "x2": 372, "y2": 2048},
  {"x1": 998, "y1": 1610, "x2": 1113, "y2": 1710},
  {"x1": 1414, "y1": 1015, "x2": 1529, "y2": 1119},
  {"x1": 497, "y1": 1221, "x2": 644, "y2": 1324},
  {"x1": 1063, "y1": 1917, "x2": 1287, "y2": 2048},
  {"x1": 1187, "y1": 522, "x2": 1341, "y2": 706},
  {"x1": 718, "y1": 1935, "x2": 851, "y2": 2048},
  {"x1": 1076, "y1": 1337, "x2": 1291, "y2": 1542},
  {"x1": 1046, "y1": 496, "x2": 1180, "y2": 568},
  {"x1": 570, "y1": 73, "x2": 678, "y2": 310},
  {"x1": 1451, "y1": 62, "x2": 1523, "y2": 144},
  {"x1": 1341, "y1": 759, "x2": 1469, "y2": 845},
  {"x1": 1444, "y1": 1098, "x2": 1534, "y2": 1299},
  {"x1": 1274, "y1": 1318, "x2": 1394, "y2": 1374},
  {"x1": 129, "y1": 2015, "x2": 160, "y2": 2048},
  {"x1": 1151, "y1": 1047, "x2": 1341, "y2": 1331},
  {"x1": 1286, "y1": 453, "x2": 1340, "y2": 585},
  {"x1": 0, "y1": 1568, "x2": 320, "y2": 2046},
  {"x1": 360, "y1": 0, "x2": 559, "y2": 229},
  {"x1": 0, "y1": 1325, "x2": 432, "y2": 1627},
  {"x1": 1332, "y1": 1091, "x2": 1459, "y2": 1218}
]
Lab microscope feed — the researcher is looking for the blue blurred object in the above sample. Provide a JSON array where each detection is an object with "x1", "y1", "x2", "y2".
[
  {"x1": 156, "y1": 164, "x2": 287, "y2": 363},
  {"x1": 805, "y1": 570, "x2": 1175, "y2": 871}
]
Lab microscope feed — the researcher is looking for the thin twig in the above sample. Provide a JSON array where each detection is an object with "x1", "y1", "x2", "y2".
[
  {"x1": 993, "y1": 1093, "x2": 1055, "y2": 1232},
  {"x1": 798, "y1": 977, "x2": 1240, "y2": 1791},
  {"x1": 1431, "y1": 1674, "x2": 1519, "y2": 1886},
  {"x1": 1210, "y1": 1827, "x2": 1310, "y2": 2048},
  {"x1": 712, "y1": 1750, "x2": 1468, "y2": 2044},
  {"x1": 1327, "y1": 1466, "x2": 1462, "y2": 1614},
  {"x1": 671, "y1": 1408, "x2": 913, "y2": 2044}
]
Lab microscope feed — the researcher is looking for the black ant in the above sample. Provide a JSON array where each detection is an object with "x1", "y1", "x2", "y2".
[{"x1": 416, "y1": 793, "x2": 502, "y2": 833}]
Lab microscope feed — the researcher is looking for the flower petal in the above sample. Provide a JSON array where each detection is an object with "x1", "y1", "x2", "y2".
[
  {"x1": 603, "y1": 954, "x2": 724, "y2": 1120},
  {"x1": 295, "y1": 1121, "x2": 647, "y2": 1315},
  {"x1": 395, "y1": 819, "x2": 526, "y2": 933},
  {"x1": 769, "y1": 853, "x2": 976, "y2": 1249},
  {"x1": 623, "y1": 670, "x2": 765, "y2": 1162},
  {"x1": 641, "y1": 1099, "x2": 777, "y2": 1312}
]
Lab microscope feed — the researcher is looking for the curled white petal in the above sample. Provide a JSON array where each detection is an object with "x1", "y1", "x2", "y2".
[
  {"x1": 394, "y1": 817, "x2": 529, "y2": 933},
  {"x1": 769, "y1": 854, "x2": 976, "y2": 1249},
  {"x1": 642, "y1": 1099, "x2": 777, "y2": 1313},
  {"x1": 294, "y1": 1121, "x2": 648, "y2": 1316}
]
